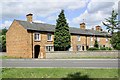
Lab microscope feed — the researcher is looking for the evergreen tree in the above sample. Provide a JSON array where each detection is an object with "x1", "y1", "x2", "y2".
[
  {"x1": 102, "y1": 10, "x2": 120, "y2": 34},
  {"x1": 103, "y1": 10, "x2": 120, "y2": 50},
  {"x1": 54, "y1": 10, "x2": 71, "y2": 51},
  {"x1": 94, "y1": 39, "x2": 99, "y2": 48},
  {"x1": 110, "y1": 31, "x2": 120, "y2": 50}
]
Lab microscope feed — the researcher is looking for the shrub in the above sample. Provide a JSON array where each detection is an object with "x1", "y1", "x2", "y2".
[
  {"x1": 100, "y1": 47, "x2": 106, "y2": 50},
  {"x1": 100, "y1": 47, "x2": 112, "y2": 50},
  {"x1": 108, "y1": 47, "x2": 112, "y2": 50},
  {"x1": 87, "y1": 47, "x2": 99, "y2": 51},
  {"x1": 94, "y1": 40, "x2": 99, "y2": 48},
  {"x1": 110, "y1": 31, "x2": 120, "y2": 50}
]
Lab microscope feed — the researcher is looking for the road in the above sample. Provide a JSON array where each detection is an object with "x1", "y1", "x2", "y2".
[
  {"x1": 1, "y1": 59, "x2": 119, "y2": 68},
  {"x1": 0, "y1": 52, "x2": 6, "y2": 56}
]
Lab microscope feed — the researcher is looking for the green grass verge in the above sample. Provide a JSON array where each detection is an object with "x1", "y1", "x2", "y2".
[
  {"x1": 0, "y1": 56, "x2": 19, "y2": 59},
  {"x1": 0, "y1": 55, "x2": 119, "y2": 59},
  {"x1": 2, "y1": 68, "x2": 119, "y2": 78}
]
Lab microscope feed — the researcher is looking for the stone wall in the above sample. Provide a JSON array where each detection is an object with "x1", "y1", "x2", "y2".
[{"x1": 46, "y1": 51, "x2": 119, "y2": 59}]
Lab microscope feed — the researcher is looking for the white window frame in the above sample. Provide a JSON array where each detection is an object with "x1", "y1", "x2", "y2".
[
  {"x1": 77, "y1": 45, "x2": 81, "y2": 51},
  {"x1": 77, "y1": 35, "x2": 81, "y2": 41},
  {"x1": 97, "y1": 37, "x2": 100, "y2": 42},
  {"x1": 106, "y1": 38, "x2": 108, "y2": 42},
  {"x1": 34, "y1": 32, "x2": 41, "y2": 41},
  {"x1": 47, "y1": 33, "x2": 52, "y2": 41},
  {"x1": 46, "y1": 46, "x2": 54, "y2": 52},
  {"x1": 90, "y1": 36, "x2": 93, "y2": 41}
]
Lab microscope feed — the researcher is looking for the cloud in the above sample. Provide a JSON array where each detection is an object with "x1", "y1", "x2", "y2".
[
  {"x1": 87, "y1": 2, "x2": 114, "y2": 13},
  {"x1": 1, "y1": 21, "x2": 12, "y2": 29},
  {"x1": 1, "y1": 0, "x2": 119, "y2": 30},
  {"x1": 34, "y1": 20, "x2": 46, "y2": 23},
  {"x1": 72, "y1": 10, "x2": 109, "y2": 28},
  {"x1": 1, "y1": 0, "x2": 88, "y2": 20},
  {"x1": 46, "y1": 16, "x2": 57, "y2": 21},
  {"x1": 72, "y1": 0, "x2": 119, "y2": 30}
]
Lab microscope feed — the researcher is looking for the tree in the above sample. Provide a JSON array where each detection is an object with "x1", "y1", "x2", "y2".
[
  {"x1": 110, "y1": 31, "x2": 120, "y2": 50},
  {"x1": 54, "y1": 10, "x2": 71, "y2": 51},
  {"x1": 102, "y1": 10, "x2": 120, "y2": 34},
  {"x1": 94, "y1": 39, "x2": 99, "y2": 48},
  {"x1": 0, "y1": 28, "x2": 7, "y2": 52},
  {"x1": 1, "y1": 28, "x2": 7, "y2": 35},
  {"x1": 102, "y1": 10, "x2": 120, "y2": 50}
]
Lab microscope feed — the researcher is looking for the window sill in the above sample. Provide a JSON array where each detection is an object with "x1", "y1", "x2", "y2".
[
  {"x1": 47, "y1": 40, "x2": 53, "y2": 42},
  {"x1": 34, "y1": 40, "x2": 41, "y2": 42}
]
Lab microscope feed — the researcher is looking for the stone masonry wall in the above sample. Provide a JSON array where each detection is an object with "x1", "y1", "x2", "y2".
[
  {"x1": 6, "y1": 20, "x2": 31, "y2": 58},
  {"x1": 46, "y1": 51, "x2": 119, "y2": 59}
]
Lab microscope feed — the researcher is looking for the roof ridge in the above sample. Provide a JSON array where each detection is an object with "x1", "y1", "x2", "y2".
[
  {"x1": 15, "y1": 19, "x2": 106, "y2": 32},
  {"x1": 16, "y1": 19, "x2": 110, "y2": 36}
]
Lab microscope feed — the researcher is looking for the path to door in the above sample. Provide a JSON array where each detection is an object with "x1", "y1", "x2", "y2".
[{"x1": 1, "y1": 59, "x2": 119, "y2": 68}]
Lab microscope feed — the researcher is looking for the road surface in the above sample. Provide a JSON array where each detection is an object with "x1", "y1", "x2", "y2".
[{"x1": 1, "y1": 59, "x2": 119, "y2": 68}]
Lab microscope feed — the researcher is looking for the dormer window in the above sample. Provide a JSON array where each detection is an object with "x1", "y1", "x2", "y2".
[
  {"x1": 34, "y1": 33, "x2": 40, "y2": 41},
  {"x1": 47, "y1": 34, "x2": 52, "y2": 41}
]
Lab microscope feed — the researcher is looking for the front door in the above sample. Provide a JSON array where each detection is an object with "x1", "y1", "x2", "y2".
[
  {"x1": 34, "y1": 45, "x2": 40, "y2": 58},
  {"x1": 82, "y1": 46, "x2": 84, "y2": 51}
]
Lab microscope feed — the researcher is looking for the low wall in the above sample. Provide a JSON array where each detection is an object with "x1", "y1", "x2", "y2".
[{"x1": 46, "y1": 51, "x2": 119, "y2": 59}]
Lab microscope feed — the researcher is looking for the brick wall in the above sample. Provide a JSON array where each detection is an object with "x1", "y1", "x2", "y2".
[
  {"x1": 6, "y1": 20, "x2": 31, "y2": 58},
  {"x1": 6, "y1": 20, "x2": 112, "y2": 59}
]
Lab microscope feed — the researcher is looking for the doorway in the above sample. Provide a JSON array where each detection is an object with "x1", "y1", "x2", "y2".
[
  {"x1": 82, "y1": 46, "x2": 84, "y2": 51},
  {"x1": 34, "y1": 45, "x2": 40, "y2": 58}
]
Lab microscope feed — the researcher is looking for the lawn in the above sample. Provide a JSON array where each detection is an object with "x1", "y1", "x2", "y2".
[
  {"x1": 0, "y1": 55, "x2": 119, "y2": 59},
  {"x1": 1, "y1": 68, "x2": 119, "y2": 79},
  {"x1": 0, "y1": 56, "x2": 19, "y2": 59}
]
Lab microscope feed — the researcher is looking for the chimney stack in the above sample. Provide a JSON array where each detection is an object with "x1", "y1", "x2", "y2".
[
  {"x1": 26, "y1": 13, "x2": 33, "y2": 22},
  {"x1": 80, "y1": 23, "x2": 85, "y2": 29},
  {"x1": 96, "y1": 26, "x2": 101, "y2": 31}
]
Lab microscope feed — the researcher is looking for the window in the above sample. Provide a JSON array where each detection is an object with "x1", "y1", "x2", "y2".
[
  {"x1": 90, "y1": 36, "x2": 93, "y2": 41},
  {"x1": 46, "y1": 46, "x2": 54, "y2": 52},
  {"x1": 47, "y1": 34, "x2": 52, "y2": 41},
  {"x1": 97, "y1": 37, "x2": 100, "y2": 41},
  {"x1": 77, "y1": 45, "x2": 81, "y2": 51},
  {"x1": 86, "y1": 46, "x2": 89, "y2": 50},
  {"x1": 90, "y1": 45, "x2": 94, "y2": 47},
  {"x1": 34, "y1": 33, "x2": 40, "y2": 41},
  {"x1": 77, "y1": 35, "x2": 80, "y2": 41},
  {"x1": 106, "y1": 38, "x2": 108, "y2": 42}
]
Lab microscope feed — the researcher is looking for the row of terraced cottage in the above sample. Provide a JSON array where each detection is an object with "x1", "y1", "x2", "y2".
[{"x1": 6, "y1": 13, "x2": 112, "y2": 58}]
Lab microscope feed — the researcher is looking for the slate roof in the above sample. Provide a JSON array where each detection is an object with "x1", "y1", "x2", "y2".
[{"x1": 16, "y1": 20, "x2": 111, "y2": 37}]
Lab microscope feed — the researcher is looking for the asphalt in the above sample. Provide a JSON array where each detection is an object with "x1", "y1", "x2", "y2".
[{"x1": 1, "y1": 59, "x2": 119, "y2": 68}]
